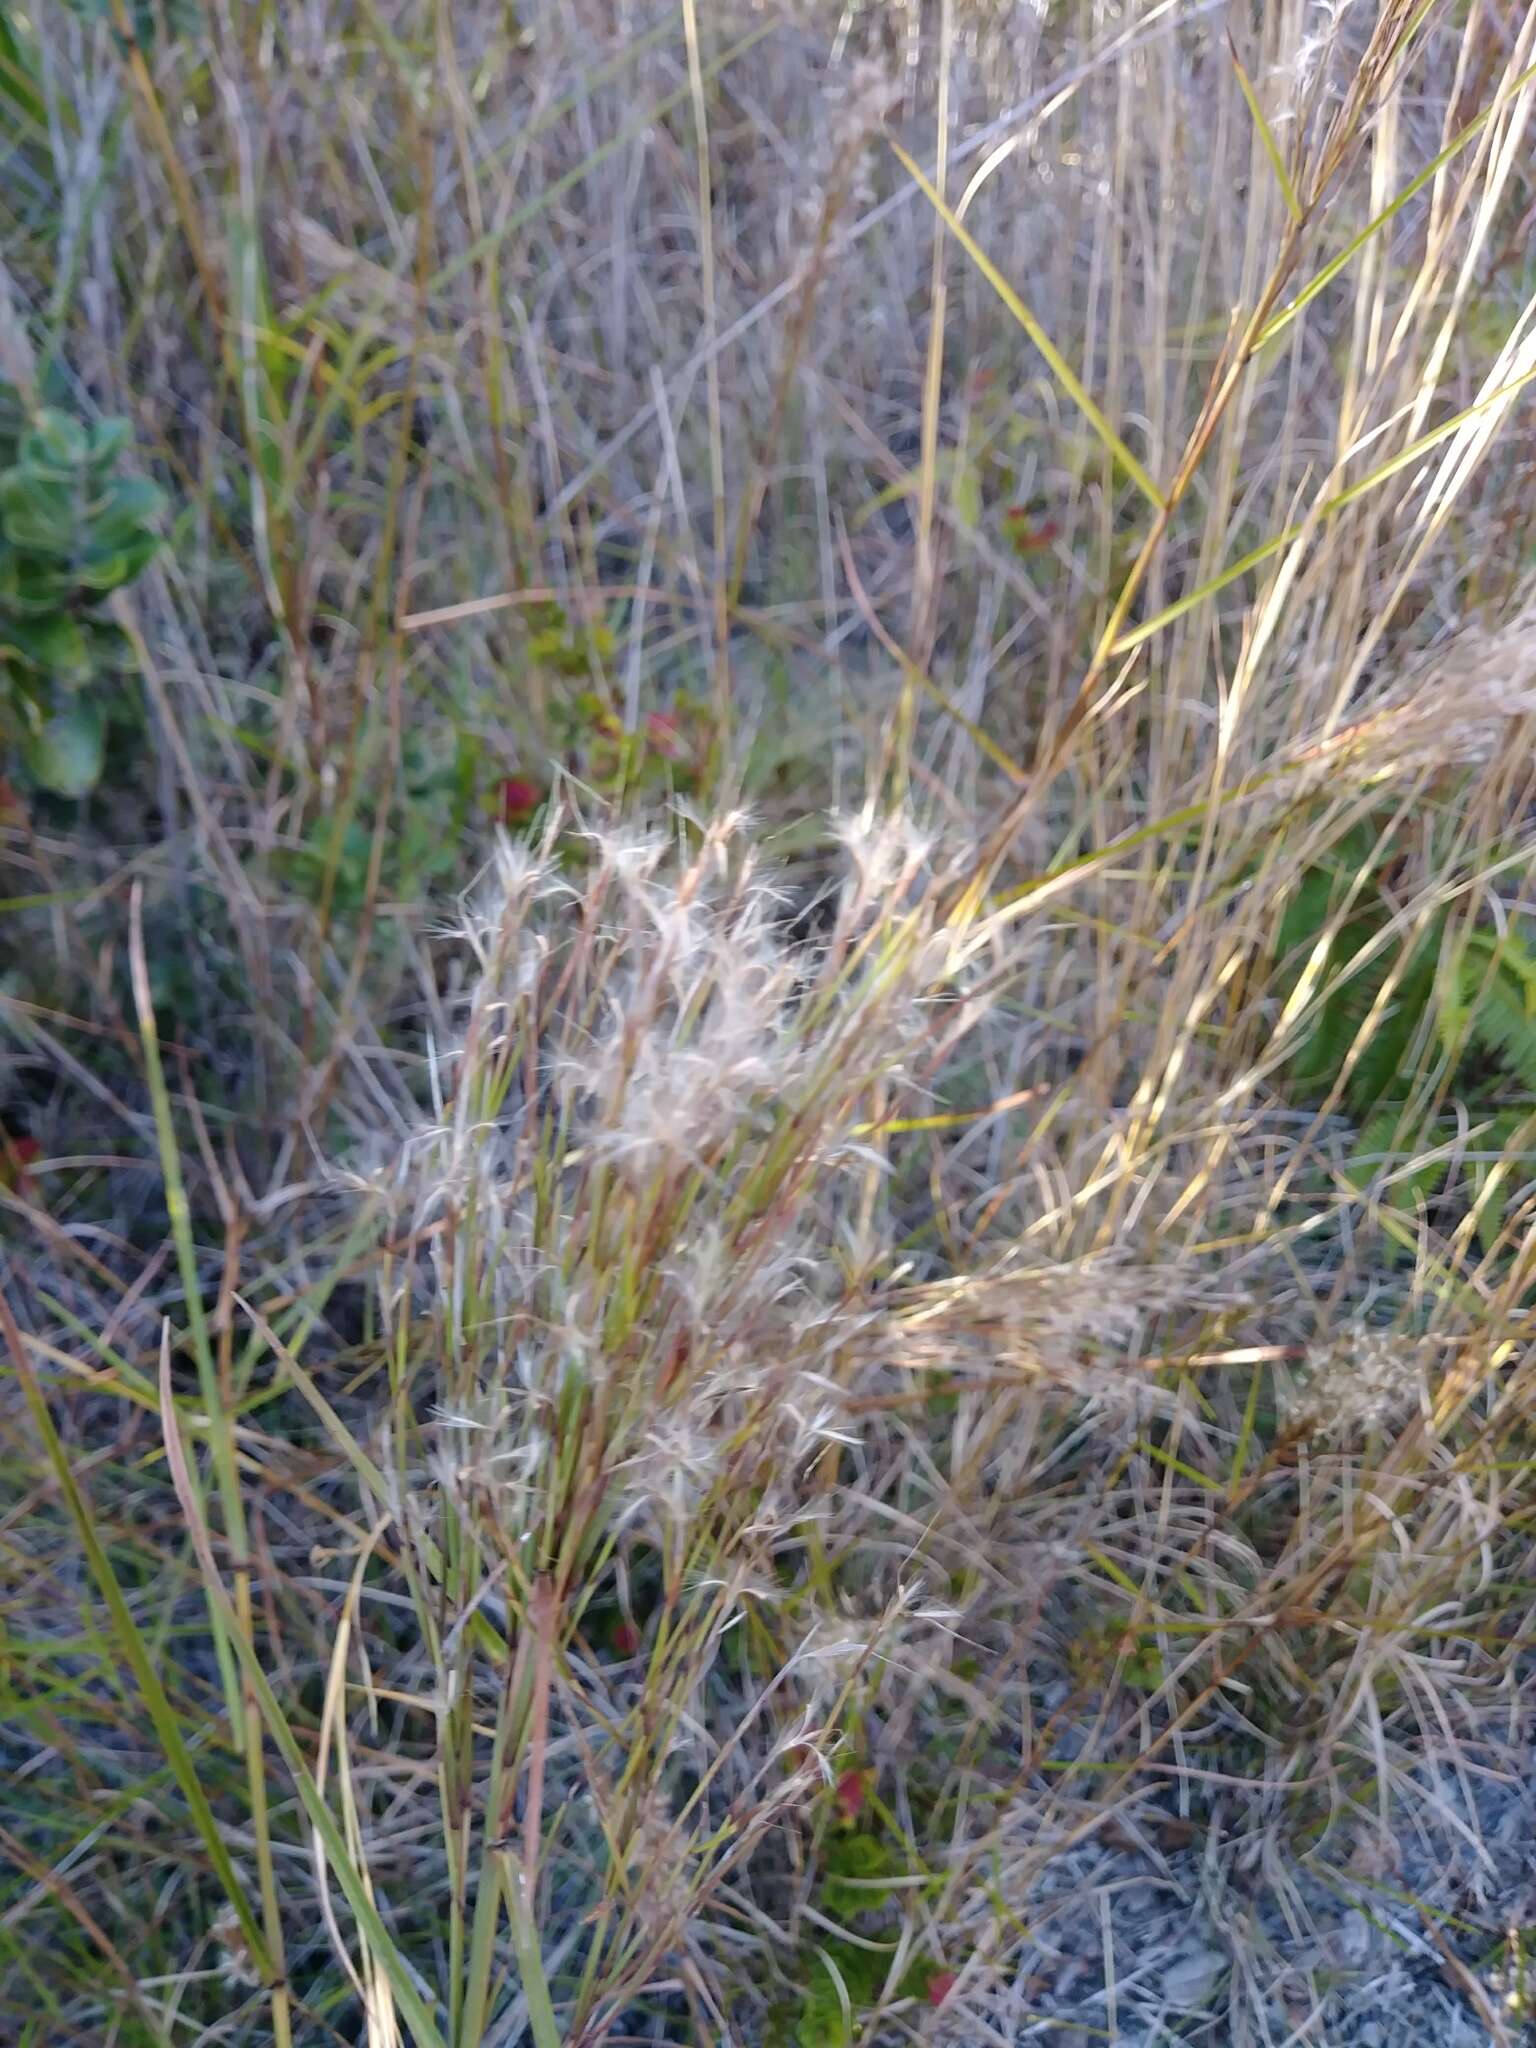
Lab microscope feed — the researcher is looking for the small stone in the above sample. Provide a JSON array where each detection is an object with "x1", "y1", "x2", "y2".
[
  {"x1": 1163, "y1": 1946, "x2": 1225, "y2": 2006},
  {"x1": 1335, "y1": 1908, "x2": 1374, "y2": 1965},
  {"x1": 1114, "y1": 1882, "x2": 1159, "y2": 1919}
]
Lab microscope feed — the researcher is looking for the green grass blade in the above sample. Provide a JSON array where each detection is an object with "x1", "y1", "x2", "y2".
[
  {"x1": 887, "y1": 134, "x2": 1166, "y2": 511},
  {"x1": 127, "y1": 886, "x2": 246, "y2": 1729},
  {"x1": 0, "y1": 1, "x2": 64, "y2": 136},
  {"x1": 157, "y1": 1333, "x2": 454, "y2": 2048},
  {"x1": 1259, "y1": 55, "x2": 1536, "y2": 347},
  {"x1": 1228, "y1": 32, "x2": 1302, "y2": 224},
  {"x1": 1, "y1": 1291, "x2": 273, "y2": 1978},
  {"x1": 1112, "y1": 357, "x2": 1536, "y2": 654},
  {"x1": 501, "y1": 1856, "x2": 565, "y2": 2048},
  {"x1": 427, "y1": 23, "x2": 774, "y2": 297}
]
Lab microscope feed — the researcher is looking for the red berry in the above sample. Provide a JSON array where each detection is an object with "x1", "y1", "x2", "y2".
[
  {"x1": 500, "y1": 777, "x2": 541, "y2": 823},
  {"x1": 645, "y1": 710, "x2": 685, "y2": 760},
  {"x1": 834, "y1": 1769, "x2": 865, "y2": 1822},
  {"x1": 0, "y1": 1132, "x2": 39, "y2": 1194},
  {"x1": 927, "y1": 1970, "x2": 958, "y2": 2007},
  {"x1": 1004, "y1": 507, "x2": 1059, "y2": 553},
  {"x1": 612, "y1": 1620, "x2": 641, "y2": 1657}
]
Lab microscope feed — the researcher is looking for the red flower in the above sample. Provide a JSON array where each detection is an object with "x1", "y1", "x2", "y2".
[
  {"x1": 926, "y1": 1970, "x2": 958, "y2": 2007},
  {"x1": 499, "y1": 776, "x2": 542, "y2": 824},
  {"x1": 1004, "y1": 506, "x2": 1060, "y2": 554},
  {"x1": 834, "y1": 1769, "x2": 865, "y2": 1822},
  {"x1": 0, "y1": 1133, "x2": 39, "y2": 1194},
  {"x1": 645, "y1": 710, "x2": 685, "y2": 760}
]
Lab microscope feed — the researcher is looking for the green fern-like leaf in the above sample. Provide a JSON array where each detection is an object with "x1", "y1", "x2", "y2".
[
  {"x1": 1347, "y1": 1104, "x2": 1416, "y2": 1191},
  {"x1": 1465, "y1": 1107, "x2": 1536, "y2": 1260},
  {"x1": 1347, "y1": 1096, "x2": 1479, "y2": 1211},
  {"x1": 1290, "y1": 919, "x2": 1375, "y2": 1097},
  {"x1": 1276, "y1": 861, "x2": 1346, "y2": 975},
  {"x1": 1275, "y1": 824, "x2": 1382, "y2": 967},
  {"x1": 1343, "y1": 934, "x2": 1441, "y2": 1117},
  {"x1": 1274, "y1": 817, "x2": 1447, "y2": 1114},
  {"x1": 1468, "y1": 968, "x2": 1536, "y2": 1094}
]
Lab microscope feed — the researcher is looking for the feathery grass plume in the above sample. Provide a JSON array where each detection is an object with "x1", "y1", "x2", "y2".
[
  {"x1": 316, "y1": 804, "x2": 1009, "y2": 2033},
  {"x1": 1333, "y1": 596, "x2": 1536, "y2": 778},
  {"x1": 887, "y1": 1254, "x2": 1244, "y2": 1401},
  {"x1": 1280, "y1": 1325, "x2": 1433, "y2": 1441}
]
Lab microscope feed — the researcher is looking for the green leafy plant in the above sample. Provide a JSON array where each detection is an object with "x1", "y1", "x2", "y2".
[
  {"x1": 60, "y1": 0, "x2": 201, "y2": 48},
  {"x1": 0, "y1": 390, "x2": 164, "y2": 796},
  {"x1": 526, "y1": 597, "x2": 617, "y2": 679},
  {"x1": 491, "y1": 679, "x2": 718, "y2": 856},
  {"x1": 1277, "y1": 817, "x2": 1536, "y2": 1114},
  {"x1": 1275, "y1": 815, "x2": 1536, "y2": 1243},
  {"x1": 771, "y1": 1794, "x2": 952, "y2": 2048},
  {"x1": 1347, "y1": 1101, "x2": 1536, "y2": 1257}
]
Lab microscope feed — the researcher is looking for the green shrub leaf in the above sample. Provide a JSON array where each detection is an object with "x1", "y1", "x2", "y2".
[{"x1": 22, "y1": 695, "x2": 103, "y2": 796}]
